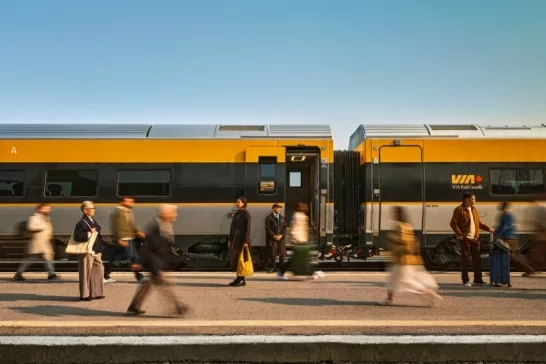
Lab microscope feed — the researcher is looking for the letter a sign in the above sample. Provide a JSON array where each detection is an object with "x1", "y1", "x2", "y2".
[{"x1": 11, "y1": 147, "x2": 17, "y2": 155}]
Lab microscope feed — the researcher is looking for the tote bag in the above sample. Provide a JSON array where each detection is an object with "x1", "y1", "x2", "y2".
[
  {"x1": 236, "y1": 246, "x2": 254, "y2": 277},
  {"x1": 65, "y1": 220, "x2": 98, "y2": 255}
]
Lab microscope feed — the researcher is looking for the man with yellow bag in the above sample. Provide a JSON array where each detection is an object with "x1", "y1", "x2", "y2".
[{"x1": 228, "y1": 197, "x2": 253, "y2": 287}]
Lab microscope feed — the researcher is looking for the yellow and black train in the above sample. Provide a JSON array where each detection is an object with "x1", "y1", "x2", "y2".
[
  {"x1": 0, "y1": 124, "x2": 333, "y2": 270},
  {"x1": 0, "y1": 123, "x2": 544, "y2": 271}
]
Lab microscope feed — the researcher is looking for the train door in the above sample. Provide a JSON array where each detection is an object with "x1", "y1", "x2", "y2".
[
  {"x1": 243, "y1": 146, "x2": 286, "y2": 251},
  {"x1": 285, "y1": 148, "x2": 321, "y2": 244},
  {"x1": 377, "y1": 145, "x2": 424, "y2": 248}
]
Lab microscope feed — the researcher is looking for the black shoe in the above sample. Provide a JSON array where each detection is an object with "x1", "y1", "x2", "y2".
[
  {"x1": 92, "y1": 296, "x2": 105, "y2": 300},
  {"x1": 12, "y1": 274, "x2": 25, "y2": 282},
  {"x1": 48, "y1": 274, "x2": 60, "y2": 280},
  {"x1": 229, "y1": 279, "x2": 246, "y2": 287},
  {"x1": 80, "y1": 297, "x2": 92, "y2": 301},
  {"x1": 175, "y1": 304, "x2": 189, "y2": 316},
  {"x1": 473, "y1": 281, "x2": 487, "y2": 286},
  {"x1": 127, "y1": 307, "x2": 146, "y2": 315}
]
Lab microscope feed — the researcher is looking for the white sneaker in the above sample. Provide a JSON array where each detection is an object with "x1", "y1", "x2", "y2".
[
  {"x1": 312, "y1": 272, "x2": 324, "y2": 280},
  {"x1": 104, "y1": 278, "x2": 116, "y2": 283},
  {"x1": 277, "y1": 272, "x2": 288, "y2": 280},
  {"x1": 463, "y1": 282, "x2": 471, "y2": 287}
]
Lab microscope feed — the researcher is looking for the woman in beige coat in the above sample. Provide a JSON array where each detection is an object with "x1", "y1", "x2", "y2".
[
  {"x1": 13, "y1": 203, "x2": 60, "y2": 281},
  {"x1": 378, "y1": 206, "x2": 442, "y2": 306}
]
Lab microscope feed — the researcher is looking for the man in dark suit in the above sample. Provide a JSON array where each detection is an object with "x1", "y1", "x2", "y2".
[{"x1": 265, "y1": 203, "x2": 287, "y2": 273}]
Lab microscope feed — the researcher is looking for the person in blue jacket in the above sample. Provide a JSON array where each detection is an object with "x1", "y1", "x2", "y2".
[{"x1": 494, "y1": 202, "x2": 534, "y2": 276}]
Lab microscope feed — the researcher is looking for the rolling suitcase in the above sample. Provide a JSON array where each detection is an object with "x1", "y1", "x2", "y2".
[{"x1": 489, "y1": 250, "x2": 511, "y2": 287}]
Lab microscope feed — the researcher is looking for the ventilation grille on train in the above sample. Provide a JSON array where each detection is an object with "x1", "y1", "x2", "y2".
[
  {"x1": 428, "y1": 125, "x2": 477, "y2": 131},
  {"x1": 218, "y1": 125, "x2": 265, "y2": 131}
]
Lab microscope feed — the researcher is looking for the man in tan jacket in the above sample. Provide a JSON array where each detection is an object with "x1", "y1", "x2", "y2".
[
  {"x1": 450, "y1": 192, "x2": 493, "y2": 287},
  {"x1": 104, "y1": 197, "x2": 146, "y2": 283},
  {"x1": 13, "y1": 203, "x2": 60, "y2": 281}
]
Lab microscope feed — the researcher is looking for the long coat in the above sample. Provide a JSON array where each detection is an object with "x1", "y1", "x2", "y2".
[
  {"x1": 229, "y1": 209, "x2": 251, "y2": 259},
  {"x1": 26, "y1": 213, "x2": 54, "y2": 259},
  {"x1": 265, "y1": 212, "x2": 287, "y2": 256}
]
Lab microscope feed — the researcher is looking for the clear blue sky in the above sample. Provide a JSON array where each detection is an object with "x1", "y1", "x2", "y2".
[{"x1": 1, "y1": 0, "x2": 545, "y2": 148}]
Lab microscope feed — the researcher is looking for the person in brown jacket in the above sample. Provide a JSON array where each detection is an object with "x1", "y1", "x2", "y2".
[{"x1": 450, "y1": 192, "x2": 494, "y2": 286}]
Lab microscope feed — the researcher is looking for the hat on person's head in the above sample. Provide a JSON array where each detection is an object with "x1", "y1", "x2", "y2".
[{"x1": 272, "y1": 203, "x2": 282, "y2": 209}]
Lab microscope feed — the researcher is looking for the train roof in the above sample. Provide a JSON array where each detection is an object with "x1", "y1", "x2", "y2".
[
  {"x1": 0, "y1": 123, "x2": 332, "y2": 139},
  {"x1": 349, "y1": 124, "x2": 546, "y2": 149}
]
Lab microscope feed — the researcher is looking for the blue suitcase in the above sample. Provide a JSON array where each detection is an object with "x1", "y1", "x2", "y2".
[{"x1": 489, "y1": 250, "x2": 511, "y2": 287}]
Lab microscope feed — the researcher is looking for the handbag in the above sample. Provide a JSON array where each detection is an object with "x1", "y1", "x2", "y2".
[
  {"x1": 236, "y1": 246, "x2": 254, "y2": 277},
  {"x1": 65, "y1": 220, "x2": 98, "y2": 255}
]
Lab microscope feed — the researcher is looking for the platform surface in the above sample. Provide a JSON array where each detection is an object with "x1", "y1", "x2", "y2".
[{"x1": 0, "y1": 271, "x2": 545, "y2": 336}]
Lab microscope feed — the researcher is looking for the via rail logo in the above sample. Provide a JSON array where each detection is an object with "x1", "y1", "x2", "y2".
[{"x1": 451, "y1": 174, "x2": 484, "y2": 190}]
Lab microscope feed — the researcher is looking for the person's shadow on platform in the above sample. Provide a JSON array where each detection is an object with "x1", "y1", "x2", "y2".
[
  {"x1": 0, "y1": 293, "x2": 76, "y2": 302},
  {"x1": 239, "y1": 297, "x2": 425, "y2": 308},
  {"x1": 8, "y1": 305, "x2": 173, "y2": 318}
]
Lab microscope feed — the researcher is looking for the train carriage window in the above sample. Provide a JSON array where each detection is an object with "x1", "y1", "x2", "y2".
[
  {"x1": 259, "y1": 157, "x2": 277, "y2": 178},
  {"x1": 44, "y1": 170, "x2": 98, "y2": 197},
  {"x1": 289, "y1": 171, "x2": 302, "y2": 187},
  {"x1": 0, "y1": 170, "x2": 25, "y2": 197},
  {"x1": 117, "y1": 170, "x2": 171, "y2": 197},
  {"x1": 490, "y1": 169, "x2": 545, "y2": 195}
]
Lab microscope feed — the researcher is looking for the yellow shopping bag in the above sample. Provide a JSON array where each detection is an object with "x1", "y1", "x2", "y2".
[{"x1": 237, "y1": 246, "x2": 254, "y2": 277}]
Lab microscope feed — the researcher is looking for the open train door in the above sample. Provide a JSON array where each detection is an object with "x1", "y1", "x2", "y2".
[{"x1": 376, "y1": 144, "x2": 425, "y2": 249}]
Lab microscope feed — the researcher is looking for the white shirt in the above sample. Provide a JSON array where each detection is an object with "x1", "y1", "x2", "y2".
[{"x1": 467, "y1": 207, "x2": 476, "y2": 239}]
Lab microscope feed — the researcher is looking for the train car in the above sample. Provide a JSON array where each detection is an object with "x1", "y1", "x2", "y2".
[
  {"x1": 335, "y1": 123, "x2": 546, "y2": 270},
  {"x1": 0, "y1": 123, "x2": 334, "y2": 271}
]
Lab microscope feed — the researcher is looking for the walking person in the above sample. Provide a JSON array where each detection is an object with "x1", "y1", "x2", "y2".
[
  {"x1": 127, "y1": 204, "x2": 188, "y2": 316},
  {"x1": 104, "y1": 197, "x2": 146, "y2": 283},
  {"x1": 494, "y1": 202, "x2": 535, "y2": 276},
  {"x1": 265, "y1": 203, "x2": 286, "y2": 273},
  {"x1": 12, "y1": 203, "x2": 60, "y2": 281},
  {"x1": 277, "y1": 202, "x2": 325, "y2": 280},
  {"x1": 74, "y1": 201, "x2": 105, "y2": 301},
  {"x1": 228, "y1": 197, "x2": 252, "y2": 287},
  {"x1": 378, "y1": 206, "x2": 442, "y2": 306},
  {"x1": 525, "y1": 195, "x2": 546, "y2": 276},
  {"x1": 450, "y1": 192, "x2": 494, "y2": 287}
]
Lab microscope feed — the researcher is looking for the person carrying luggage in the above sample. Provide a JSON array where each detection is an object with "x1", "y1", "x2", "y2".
[{"x1": 494, "y1": 202, "x2": 534, "y2": 277}]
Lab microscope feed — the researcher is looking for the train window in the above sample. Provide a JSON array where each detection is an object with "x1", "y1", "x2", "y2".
[
  {"x1": 44, "y1": 170, "x2": 98, "y2": 197},
  {"x1": 117, "y1": 170, "x2": 171, "y2": 197},
  {"x1": 0, "y1": 170, "x2": 25, "y2": 197},
  {"x1": 490, "y1": 169, "x2": 545, "y2": 195},
  {"x1": 289, "y1": 171, "x2": 302, "y2": 187},
  {"x1": 259, "y1": 157, "x2": 277, "y2": 178}
]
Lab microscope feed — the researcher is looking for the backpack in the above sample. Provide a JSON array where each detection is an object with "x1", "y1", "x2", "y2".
[{"x1": 16, "y1": 220, "x2": 30, "y2": 238}]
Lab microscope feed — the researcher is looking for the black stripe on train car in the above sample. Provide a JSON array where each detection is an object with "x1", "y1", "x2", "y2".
[
  {"x1": 0, "y1": 162, "x2": 290, "y2": 204},
  {"x1": 363, "y1": 162, "x2": 546, "y2": 203}
]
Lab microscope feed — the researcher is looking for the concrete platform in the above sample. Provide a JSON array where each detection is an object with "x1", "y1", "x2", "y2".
[{"x1": 1, "y1": 271, "x2": 546, "y2": 363}]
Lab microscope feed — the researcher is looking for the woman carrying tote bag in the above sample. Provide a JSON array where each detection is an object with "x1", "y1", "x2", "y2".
[{"x1": 67, "y1": 201, "x2": 105, "y2": 301}]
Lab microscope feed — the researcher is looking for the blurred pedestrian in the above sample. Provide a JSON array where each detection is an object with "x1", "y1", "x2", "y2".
[
  {"x1": 104, "y1": 197, "x2": 146, "y2": 283},
  {"x1": 13, "y1": 203, "x2": 60, "y2": 281},
  {"x1": 127, "y1": 204, "x2": 187, "y2": 316},
  {"x1": 494, "y1": 201, "x2": 535, "y2": 276},
  {"x1": 378, "y1": 206, "x2": 442, "y2": 306}
]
